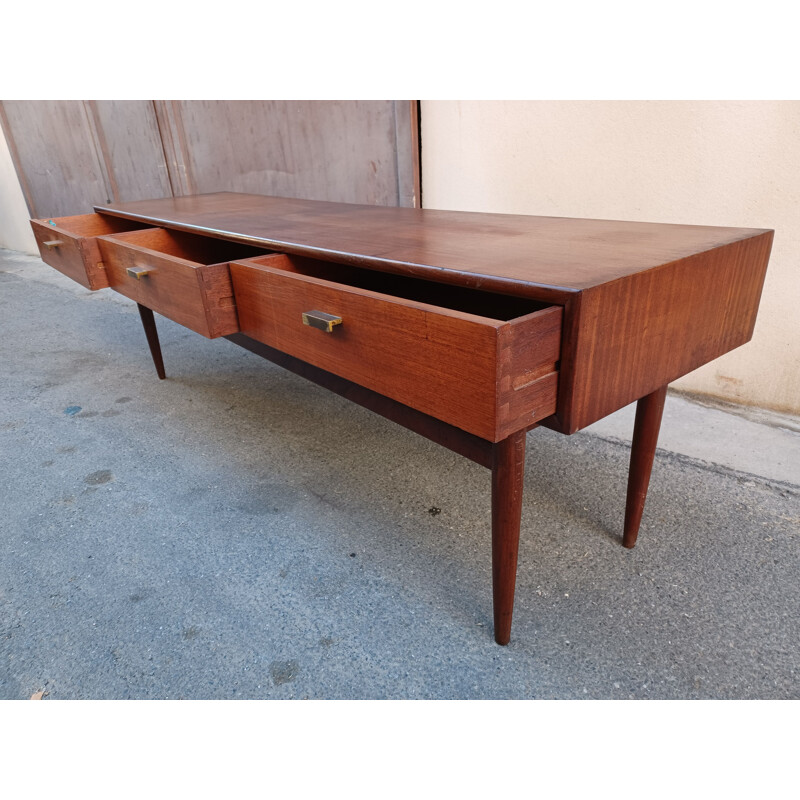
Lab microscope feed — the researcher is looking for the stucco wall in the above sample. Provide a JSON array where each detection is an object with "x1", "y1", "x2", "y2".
[
  {"x1": 0, "y1": 126, "x2": 36, "y2": 254},
  {"x1": 421, "y1": 101, "x2": 799, "y2": 415}
]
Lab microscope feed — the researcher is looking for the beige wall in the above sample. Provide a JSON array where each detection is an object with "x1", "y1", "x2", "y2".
[
  {"x1": 0, "y1": 125, "x2": 36, "y2": 254},
  {"x1": 421, "y1": 101, "x2": 800, "y2": 415}
]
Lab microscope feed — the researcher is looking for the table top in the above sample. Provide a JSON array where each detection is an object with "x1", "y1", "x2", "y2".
[{"x1": 95, "y1": 192, "x2": 770, "y2": 300}]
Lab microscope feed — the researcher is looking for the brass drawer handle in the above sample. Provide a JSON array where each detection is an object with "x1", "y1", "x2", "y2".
[
  {"x1": 302, "y1": 310, "x2": 342, "y2": 333},
  {"x1": 42, "y1": 240, "x2": 64, "y2": 249},
  {"x1": 127, "y1": 266, "x2": 154, "y2": 280}
]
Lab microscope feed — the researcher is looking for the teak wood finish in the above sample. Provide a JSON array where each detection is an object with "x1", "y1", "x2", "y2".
[
  {"x1": 30, "y1": 192, "x2": 774, "y2": 646},
  {"x1": 30, "y1": 213, "x2": 147, "y2": 289},
  {"x1": 92, "y1": 192, "x2": 774, "y2": 433},
  {"x1": 96, "y1": 227, "x2": 268, "y2": 338},
  {"x1": 137, "y1": 304, "x2": 166, "y2": 381},
  {"x1": 229, "y1": 254, "x2": 561, "y2": 441},
  {"x1": 623, "y1": 386, "x2": 669, "y2": 549}
]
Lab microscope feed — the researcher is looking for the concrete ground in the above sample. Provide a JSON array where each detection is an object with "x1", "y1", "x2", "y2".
[{"x1": 1, "y1": 248, "x2": 798, "y2": 700}]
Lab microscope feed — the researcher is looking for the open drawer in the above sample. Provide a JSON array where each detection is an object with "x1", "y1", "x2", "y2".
[
  {"x1": 230, "y1": 254, "x2": 563, "y2": 441},
  {"x1": 30, "y1": 213, "x2": 148, "y2": 290},
  {"x1": 97, "y1": 228, "x2": 269, "y2": 338}
]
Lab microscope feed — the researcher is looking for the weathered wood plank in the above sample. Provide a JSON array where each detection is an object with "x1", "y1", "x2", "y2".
[
  {"x1": 163, "y1": 101, "x2": 410, "y2": 206},
  {"x1": 89, "y1": 101, "x2": 172, "y2": 201},
  {"x1": 1, "y1": 101, "x2": 110, "y2": 217}
]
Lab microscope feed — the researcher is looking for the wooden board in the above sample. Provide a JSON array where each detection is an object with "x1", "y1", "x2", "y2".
[
  {"x1": 153, "y1": 100, "x2": 419, "y2": 207},
  {"x1": 1, "y1": 101, "x2": 113, "y2": 218},
  {"x1": 95, "y1": 192, "x2": 769, "y2": 296},
  {"x1": 87, "y1": 101, "x2": 172, "y2": 202}
]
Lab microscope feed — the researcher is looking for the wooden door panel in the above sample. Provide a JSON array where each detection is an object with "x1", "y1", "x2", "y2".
[
  {"x1": 1, "y1": 100, "x2": 420, "y2": 221},
  {"x1": 155, "y1": 100, "x2": 417, "y2": 206},
  {"x1": 1, "y1": 100, "x2": 110, "y2": 218},
  {"x1": 88, "y1": 101, "x2": 172, "y2": 202}
]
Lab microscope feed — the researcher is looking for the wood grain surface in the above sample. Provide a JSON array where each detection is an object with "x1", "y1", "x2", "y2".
[
  {"x1": 561, "y1": 230, "x2": 774, "y2": 431},
  {"x1": 95, "y1": 192, "x2": 769, "y2": 297},
  {"x1": 30, "y1": 213, "x2": 147, "y2": 290},
  {"x1": 4, "y1": 101, "x2": 419, "y2": 218},
  {"x1": 230, "y1": 254, "x2": 561, "y2": 440},
  {"x1": 93, "y1": 192, "x2": 774, "y2": 432},
  {"x1": 3, "y1": 101, "x2": 171, "y2": 217},
  {"x1": 97, "y1": 228, "x2": 268, "y2": 338},
  {"x1": 150, "y1": 101, "x2": 419, "y2": 207}
]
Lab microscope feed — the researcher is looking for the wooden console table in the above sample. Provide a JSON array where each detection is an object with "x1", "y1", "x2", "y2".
[{"x1": 30, "y1": 193, "x2": 773, "y2": 644}]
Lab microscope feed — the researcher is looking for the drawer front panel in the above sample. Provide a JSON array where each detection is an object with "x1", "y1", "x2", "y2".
[
  {"x1": 31, "y1": 213, "x2": 149, "y2": 290},
  {"x1": 230, "y1": 257, "x2": 561, "y2": 440},
  {"x1": 98, "y1": 234, "x2": 239, "y2": 338},
  {"x1": 31, "y1": 217, "x2": 99, "y2": 289}
]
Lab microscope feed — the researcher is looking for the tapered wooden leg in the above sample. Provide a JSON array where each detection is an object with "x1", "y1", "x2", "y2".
[
  {"x1": 623, "y1": 385, "x2": 668, "y2": 548},
  {"x1": 491, "y1": 430, "x2": 526, "y2": 645},
  {"x1": 137, "y1": 303, "x2": 166, "y2": 380}
]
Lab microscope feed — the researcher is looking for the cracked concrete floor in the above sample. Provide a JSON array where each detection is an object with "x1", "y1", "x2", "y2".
[{"x1": 1, "y1": 249, "x2": 798, "y2": 699}]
